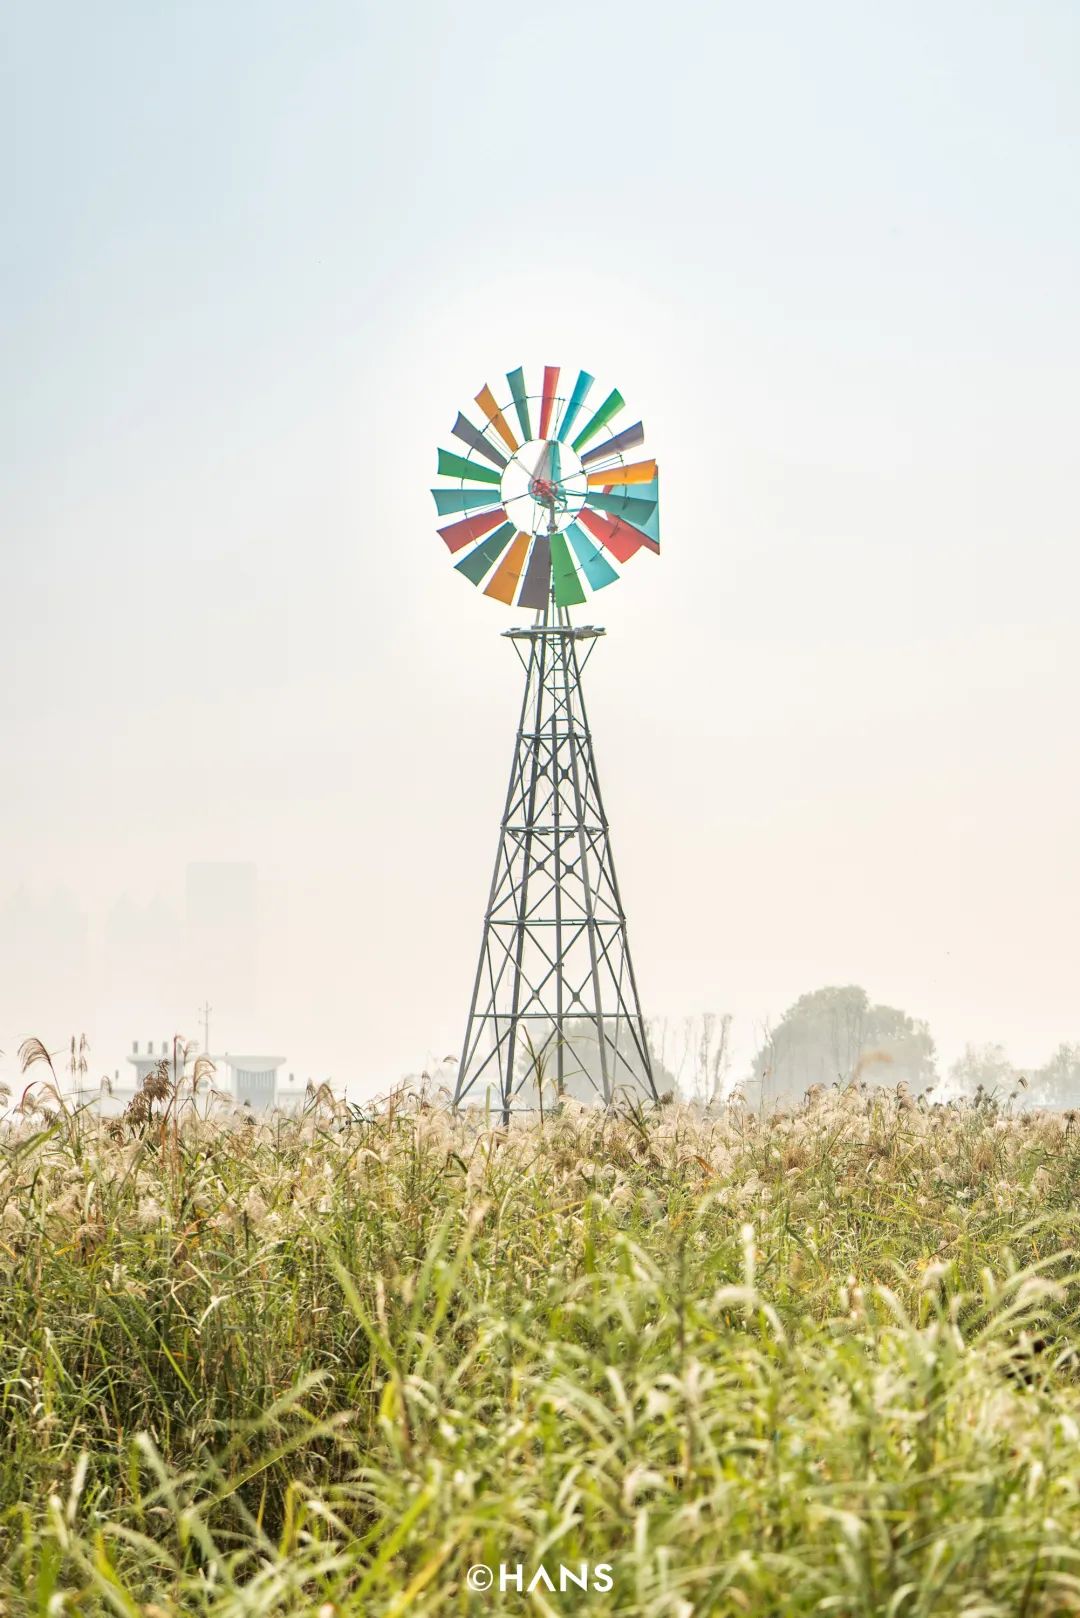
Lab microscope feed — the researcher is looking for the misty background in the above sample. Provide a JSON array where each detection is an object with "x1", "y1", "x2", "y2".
[{"x1": 3, "y1": 2, "x2": 1078, "y2": 1102}]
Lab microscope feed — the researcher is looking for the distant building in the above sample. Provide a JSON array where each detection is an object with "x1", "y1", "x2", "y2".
[
  {"x1": 108, "y1": 1040, "x2": 305, "y2": 1113},
  {"x1": 109, "y1": 1038, "x2": 176, "y2": 1108},
  {"x1": 221, "y1": 1053, "x2": 286, "y2": 1109}
]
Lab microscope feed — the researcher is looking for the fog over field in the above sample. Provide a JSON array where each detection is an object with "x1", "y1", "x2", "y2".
[{"x1": 4, "y1": 2, "x2": 1078, "y2": 1101}]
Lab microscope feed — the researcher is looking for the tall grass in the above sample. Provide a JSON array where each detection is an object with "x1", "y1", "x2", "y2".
[{"x1": 1, "y1": 1067, "x2": 1079, "y2": 1614}]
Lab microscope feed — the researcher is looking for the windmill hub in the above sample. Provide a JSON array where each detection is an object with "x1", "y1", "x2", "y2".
[
  {"x1": 499, "y1": 438, "x2": 588, "y2": 536},
  {"x1": 529, "y1": 474, "x2": 561, "y2": 506}
]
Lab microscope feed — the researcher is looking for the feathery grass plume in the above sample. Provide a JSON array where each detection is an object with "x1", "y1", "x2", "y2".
[
  {"x1": 0, "y1": 1081, "x2": 1079, "y2": 1612},
  {"x1": 18, "y1": 1035, "x2": 56, "y2": 1077}
]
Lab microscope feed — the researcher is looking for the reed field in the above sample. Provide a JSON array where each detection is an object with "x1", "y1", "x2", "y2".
[{"x1": 2, "y1": 1055, "x2": 1079, "y2": 1616}]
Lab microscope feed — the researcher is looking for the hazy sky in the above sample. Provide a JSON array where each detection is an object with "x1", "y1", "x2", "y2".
[{"x1": 4, "y1": 1, "x2": 1078, "y2": 1097}]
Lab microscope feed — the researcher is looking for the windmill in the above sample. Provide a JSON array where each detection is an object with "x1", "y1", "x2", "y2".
[{"x1": 433, "y1": 366, "x2": 660, "y2": 1118}]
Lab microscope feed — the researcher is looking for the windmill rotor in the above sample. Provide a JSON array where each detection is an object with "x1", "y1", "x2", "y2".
[{"x1": 432, "y1": 366, "x2": 660, "y2": 610}]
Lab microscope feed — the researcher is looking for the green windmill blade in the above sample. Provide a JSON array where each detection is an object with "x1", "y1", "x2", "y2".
[
  {"x1": 571, "y1": 388, "x2": 625, "y2": 453},
  {"x1": 551, "y1": 532, "x2": 587, "y2": 607},
  {"x1": 437, "y1": 449, "x2": 502, "y2": 486}
]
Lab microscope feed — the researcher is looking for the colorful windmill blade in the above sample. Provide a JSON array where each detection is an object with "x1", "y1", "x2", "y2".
[{"x1": 432, "y1": 366, "x2": 660, "y2": 608}]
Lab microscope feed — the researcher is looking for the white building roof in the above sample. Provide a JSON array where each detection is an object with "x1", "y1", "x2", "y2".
[{"x1": 220, "y1": 1055, "x2": 286, "y2": 1070}]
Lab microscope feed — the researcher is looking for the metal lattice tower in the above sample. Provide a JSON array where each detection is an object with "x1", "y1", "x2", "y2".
[{"x1": 453, "y1": 598, "x2": 657, "y2": 1117}]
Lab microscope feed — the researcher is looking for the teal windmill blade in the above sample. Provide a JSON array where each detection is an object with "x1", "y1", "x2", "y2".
[
  {"x1": 633, "y1": 476, "x2": 660, "y2": 548},
  {"x1": 555, "y1": 370, "x2": 593, "y2": 443},
  {"x1": 584, "y1": 473, "x2": 659, "y2": 544},
  {"x1": 455, "y1": 521, "x2": 516, "y2": 585},
  {"x1": 566, "y1": 522, "x2": 619, "y2": 591},
  {"x1": 432, "y1": 486, "x2": 504, "y2": 516},
  {"x1": 506, "y1": 367, "x2": 532, "y2": 443},
  {"x1": 583, "y1": 488, "x2": 657, "y2": 526}
]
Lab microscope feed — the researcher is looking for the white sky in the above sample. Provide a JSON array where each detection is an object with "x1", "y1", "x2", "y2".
[{"x1": 3, "y1": 1, "x2": 1078, "y2": 1096}]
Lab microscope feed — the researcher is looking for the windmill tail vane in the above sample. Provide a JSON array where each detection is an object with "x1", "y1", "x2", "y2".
[{"x1": 435, "y1": 365, "x2": 661, "y2": 1117}]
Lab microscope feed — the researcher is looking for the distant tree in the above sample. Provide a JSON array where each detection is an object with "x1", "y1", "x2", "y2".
[
  {"x1": 947, "y1": 1042, "x2": 1018, "y2": 1097},
  {"x1": 746, "y1": 985, "x2": 937, "y2": 1105},
  {"x1": 514, "y1": 1018, "x2": 678, "y2": 1108},
  {"x1": 650, "y1": 1012, "x2": 733, "y2": 1104},
  {"x1": 1030, "y1": 1043, "x2": 1080, "y2": 1109},
  {"x1": 700, "y1": 1011, "x2": 733, "y2": 1105}
]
